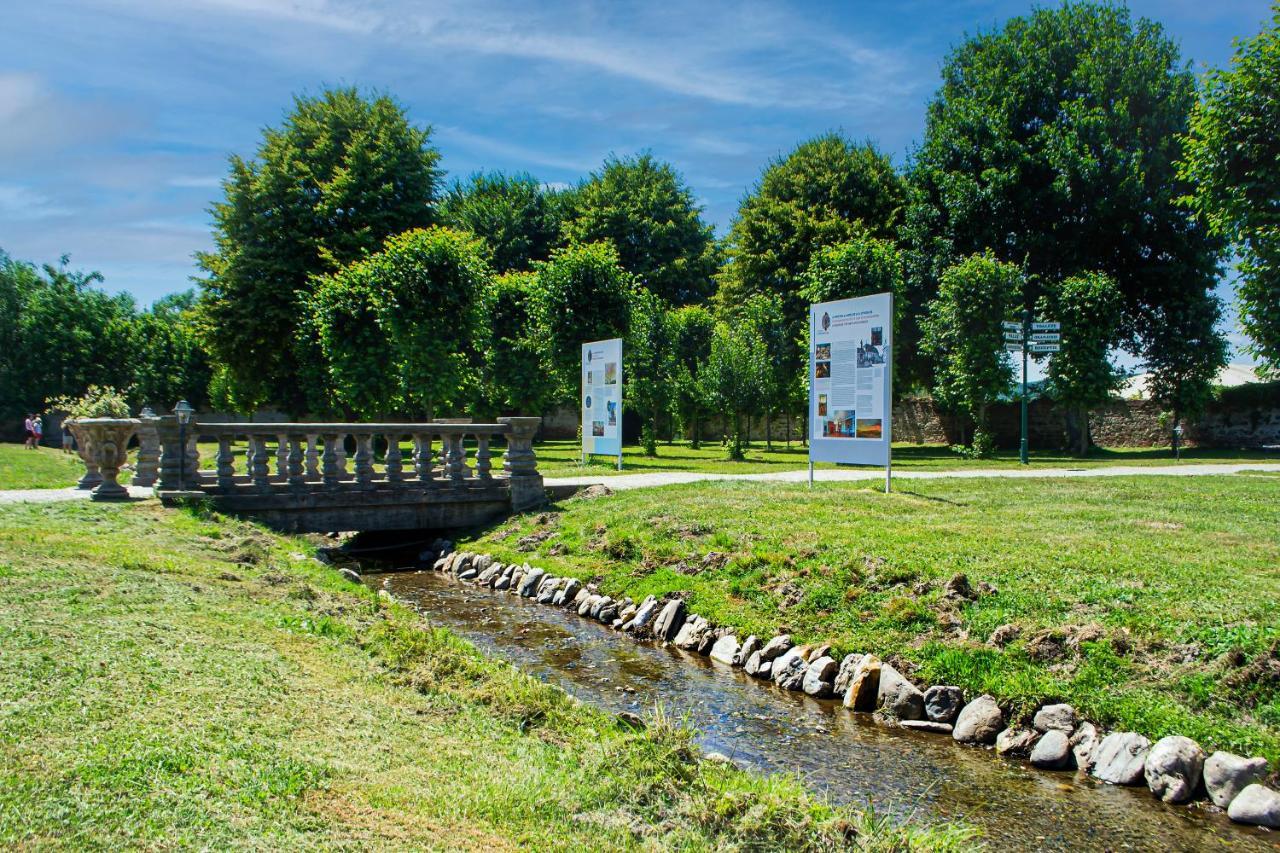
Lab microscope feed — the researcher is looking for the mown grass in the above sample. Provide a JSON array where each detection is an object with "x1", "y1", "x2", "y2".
[
  {"x1": 0, "y1": 499, "x2": 975, "y2": 850},
  {"x1": 471, "y1": 474, "x2": 1280, "y2": 764},
  {"x1": 0, "y1": 443, "x2": 86, "y2": 489}
]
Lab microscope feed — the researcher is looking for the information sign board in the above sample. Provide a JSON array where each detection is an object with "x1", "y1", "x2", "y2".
[{"x1": 581, "y1": 338, "x2": 622, "y2": 462}]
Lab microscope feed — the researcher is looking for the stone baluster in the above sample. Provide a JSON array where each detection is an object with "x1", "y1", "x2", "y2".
[
  {"x1": 384, "y1": 433, "x2": 403, "y2": 484},
  {"x1": 354, "y1": 433, "x2": 374, "y2": 489},
  {"x1": 445, "y1": 433, "x2": 466, "y2": 486},
  {"x1": 287, "y1": 435, "x2": 306, "y2": 490},
  {"x1": 250, "y1": 435, "x2": 271, "y2": 493},
  {"x1": 275, "y1": 433, "x2": 289, "y2": 479},
  {"x1": 133, "y1": 411, "x2": 161, "y2": 488},
  {"x1": 216, "y1": 435, "x2": 235, "y2": 492},
  {"x1": 304, "y1": 434, "x2": 320, "y2": 479},
  {"x1": 500, "y1": 417, "x2": 544, "y2": 511},
  {"x1": 412, "y1": 433, "x2": 435, "y2": 486},
  {"x1": 475, "y1": 434, "x2": 493, "y2": 480},
  {"x1": 335, "y1": 436, "x2": 349, "y2": 479},
  {"x1": 321, "y1": 434, "x2": 341, "y2": 489}
]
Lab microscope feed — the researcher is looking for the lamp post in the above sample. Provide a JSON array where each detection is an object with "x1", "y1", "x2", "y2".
[
  {"x1": 1173, "y1": 422, "x2": 1184, "y2": 462},
  {"x1": 174, "y1": 400, "x2": 194, "y2": 491}
]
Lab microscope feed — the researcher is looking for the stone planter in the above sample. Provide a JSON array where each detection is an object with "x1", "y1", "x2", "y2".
[
  {"x1": 69, "y1": 418, "x2": 140, "y2": 500},
  {"x1": 66, "y1": 420, "x2": 103, "y2": 490}
]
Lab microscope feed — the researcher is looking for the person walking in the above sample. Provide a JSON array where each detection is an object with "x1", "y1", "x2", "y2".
[
  {"x1": 23, "y1": 413, "x2": 35, "y2": 449},
  {"x1": 62, "y1": 420, "x2": 74, "y2": 453},
  {"x1": 31, "y1": 414, "x2": 44, "y2": 448}
]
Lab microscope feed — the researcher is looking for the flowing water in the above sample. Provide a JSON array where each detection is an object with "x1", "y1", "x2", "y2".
[{"x1": 374, "y1": 569, "x2": 1277, "y2": 852}]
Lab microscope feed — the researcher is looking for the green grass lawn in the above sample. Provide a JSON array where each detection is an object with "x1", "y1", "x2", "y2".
[
  {"x1": 0, "y1": 444, "x2": 86, "y2": 489},
  {"x1": 0, "y1": 500, "x2": 972, "y2": 850},
  {"x1": 471, "y1": 473, "x2": 1280, "y2": 763}
]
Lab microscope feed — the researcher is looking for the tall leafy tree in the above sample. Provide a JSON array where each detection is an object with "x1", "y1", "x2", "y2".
[
  {"x1": 738, "y1": 293, "x2": 791, "y2": 449},
  {"x1": 441, "y1": 172, "x2": 563, "y2": 273},
  {"x1": 799, "y1": 233, "x2": 903, "y2": 307},
  {"x1": 530, "y1": 242, "x2": 634, "y2": 406},
  {"x1": 133, "y1": 291, "x2": 214, "y2": 412},
  {"x1": 1180, "y1": 6, "x2": 1280, "y2": 375},
  {"x1": 701, "y1": 320, "x2": 764, "y2": 461},
  {"x1": 626, "y1": 290, "x2": 676, "y2": 455},
  {"x1": 307, "y1": 228, "x2": 488, "y2": 419},
  {"x1": 903, "y1": 3, "x2": 1224, "y2": 375},
  {"x1": 920, "y1": 253, "x2": 1024, "y2": 451},
  {"x1": 1038, "y1": 272, "x2": 1125, "y2": 455},
  {"x1": 563, "y1": 154, "x2": 719, "y2": 305},
  {"x1": 717, "y1": 134, "x2": 904, "y2": 322},
  {"x1": 0, "y1": 253, "x2": 138, "y2": 422},
  {"x1": 480, "y1": 271, "x2": 556, "y2": 417},
  {"x1": 198, "y1": 88, "x2": 441, "y2": 414},
  {"x1": 668, "y1": 305, "x2": 715, "y2": 448},
  {"x1": 1142, "y1": 290, "x2": 1230, "y2": 442}
]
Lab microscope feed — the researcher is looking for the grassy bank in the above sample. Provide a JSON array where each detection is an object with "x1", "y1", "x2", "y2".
[
  {"x1": 0, "y1": 500, "x2": 973, "y2": 850},
  {"x1": 470, "y1": 473, "x2": 1280, "y2": 763}
]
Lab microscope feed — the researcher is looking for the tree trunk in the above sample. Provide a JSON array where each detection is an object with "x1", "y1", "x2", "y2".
[
  {"x1": 690, "y1": 411, "x2": 700, "y2": 450},
  {"x1": 765, "y1": 405, "x2": 773, "y2": 450}
]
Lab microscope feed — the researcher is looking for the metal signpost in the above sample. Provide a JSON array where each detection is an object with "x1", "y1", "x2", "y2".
[{"x1": 1002, "y1": 315, "x2": 1060, "y2": 464}]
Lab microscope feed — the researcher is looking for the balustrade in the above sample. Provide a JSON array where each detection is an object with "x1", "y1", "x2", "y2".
[{"x1": 153, "y1": 417, "x2": 540, "y2": 499}]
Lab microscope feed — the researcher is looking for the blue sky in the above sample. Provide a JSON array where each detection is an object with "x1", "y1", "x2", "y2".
[{"x1": 0, "y1": 0, "x2": 1270, "y2": 360}]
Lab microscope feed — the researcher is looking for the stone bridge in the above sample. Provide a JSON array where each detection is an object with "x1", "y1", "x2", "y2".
[{"x1": 71, "y1": 414, "x2": 545, "y2": 533}]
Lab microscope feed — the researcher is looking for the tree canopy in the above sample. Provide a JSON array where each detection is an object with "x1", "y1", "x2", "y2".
[
  {"x1": 198, "y1": 88, "x2": 441, "y2": 414},
  {"x1": 563, "y1": 154, "x2": 718, "y2": 305},
  {"x1": 1181, "y1": 6, "x2": 1280, "y2": 375},
  {"x1": 441, "y1": 172, "x2": 563, "y2": 273},
  {"x1": 717, "y1": 134, "x2": 904, "y2": 322},
  {"x1": 903, "y1": 3, "x2": 1223, "y2": 362}
]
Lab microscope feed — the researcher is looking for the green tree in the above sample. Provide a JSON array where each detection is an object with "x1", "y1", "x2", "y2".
[
  {"x1": 1180, "y1": 6, "x2": 1280, "y2": 375},
  {"x1": 920, "y1": 254, "x2": 1024, "y2": 451},
  {"x1": 717, "y1": 135, "x2": 903, "y2": 321},
  {"x1": 308, "y1": 228, "x2": 488, "y2": 419},
  {"x1": 0, "y1": 253, "x2": 138, "y2": 422},
  {"x1": 626, "y1": 290, "x2": 675, "y2": 455},
  {"x1": 1142, "y1": 291, "x2": 1230, "y2": 446},
  {"x1": 441, "y1": 172, "x2": 562, "y2": 273},
  {"x1": 133, "y1": 291, "x2": 214, "y2": 412},
  {"x1": 530, "y1": 242, "x2": 634, "y2": 406},
  {"x1": 799, "y1": 232, "x2": 903, "y2": 307},
  {"x1": 198, "y1": 88, "x2": 441, "y2": 414},
  {"x1": 738, "y1": 293, "x2": 791, "y2": 449},
  {"x1": 701, "y1": 320, "x2": 763, "y2": 460},
  {"x1": 564, "y1": 154, "x2": 719, "y2": 305},
  {"x1": 480, "y1": 271, "x2": 555, "y2": 416},
  {"x1": 1038, "y1": 273, "x2": 1125, "y2": 455},
  {"x1": 903, "y1": 3, "x2": 1224, "y2": 378},
  {"x1": 668, "y1": 305, "x2": 715, "y2": 448}
]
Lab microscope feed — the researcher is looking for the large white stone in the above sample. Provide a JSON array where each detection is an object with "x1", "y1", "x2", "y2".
[
  {"x1": 1204, "y1": 752, "x2": 1269, "y2": 810},
  {"x1": 1090, "y1": 732, "x2": 1151, "y2": 786},
  {"x1": 709, "y1": 635, "x2": 740, "y2": 665},
  {"x1": 1030, "y1": 730, "x2": 1071, "y2": 769},
  {"x1": 952, "y1": 695, "x2": 1004, "y2": 745},
  {"x1": 876, "y1": 664, "x2": 925, "y2": 720},
  {"x1": 1144, "y1": 736, "x2": 1205, "y2": 804},
  {"x1": 652, "y1": 599, "x2": 686, "y2": 642},
  {"x1": 1227, "y1": 784, "x2": 1280, "y2": 828},
  {"x1": 1033, "y1": 703, "x2": 1077, "y2": 734},
  {"x1": 801, "y1": 655, "x2": 838, "y2": 697}
]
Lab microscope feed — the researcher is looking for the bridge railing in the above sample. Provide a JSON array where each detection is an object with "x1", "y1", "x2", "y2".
[{"x1": 154, "y1": 416, "x2": 543, "y2": 510}]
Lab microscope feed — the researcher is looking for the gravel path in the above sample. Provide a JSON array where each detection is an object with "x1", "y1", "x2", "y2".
[{"x1": 2, "y1": 462, "x2": 1275, "y2": 504}]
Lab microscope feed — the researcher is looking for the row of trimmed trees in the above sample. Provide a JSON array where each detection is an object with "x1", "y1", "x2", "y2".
[{"x1": 8, "y1": 4, "x2": 1277, "y2": 454}]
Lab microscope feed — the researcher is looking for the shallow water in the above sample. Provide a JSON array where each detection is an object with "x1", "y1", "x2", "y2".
[{"x1": 376, "y1": 569, "x2": 1278, "y2": 852}]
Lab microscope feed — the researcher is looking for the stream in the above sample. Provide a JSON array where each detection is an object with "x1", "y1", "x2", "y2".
[{"x1": 372, "y1": 568, "x2": 1277, "y2": 852}]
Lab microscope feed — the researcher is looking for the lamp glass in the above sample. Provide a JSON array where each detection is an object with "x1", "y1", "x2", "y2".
[{"x1": 174, "y1": 400, "x2": 194, "y2": 425}]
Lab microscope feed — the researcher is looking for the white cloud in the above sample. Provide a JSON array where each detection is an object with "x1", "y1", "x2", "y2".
[
  {"x1": 434, "y1": 125, "x2": 595, "y2": 174},
  {"x1": 0, "y1": 185, "x2": 72, "y2": 220},
  {"x1": 168, "y1": 175, "x2": 224, "y2": 189}
]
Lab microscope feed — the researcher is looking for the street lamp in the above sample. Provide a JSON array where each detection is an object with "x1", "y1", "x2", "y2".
[
  {"x1": 174, "y1": 400, "x2": 194, "y2": 490},
  {"x1": 1173, "y1": 422, "x2": 1184, "y2": 462}
]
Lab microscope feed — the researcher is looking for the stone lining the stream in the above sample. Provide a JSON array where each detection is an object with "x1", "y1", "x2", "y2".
[{"x1": 377, "y1": 541, "x2": 1280, "y2": 832}]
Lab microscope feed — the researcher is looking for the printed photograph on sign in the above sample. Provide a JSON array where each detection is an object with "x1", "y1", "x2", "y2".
[
  {"x1": 606, "y1": 400, "x2": 617, "y2": 426},
  {"x1": 817, "y1": 393, "x2": 827, "y2": 417},
  {"x1": 815, "y1": 360, "x2": 831, "y2": 378},
  {"x1": 857, "y1": 340, "x2": 885, "y2": 368},
  {"x1": 856, "y1": 418, "x2": 882, "y2": 439},
  {"x1": 871, "y1": 326, "x2": 883, "y2": 346},
  {"x1": 604, "y1": 362, "x2": 617, "y2": 384},
  {"x1": 823, "y1": 410, "x2": 856, "y2": 437},
  {"x1": 592, "y1": 420, "x2": 604, "y2": 437},
  {"x1": 815, "y1": 342, "x2": 831, "y2": 359}
]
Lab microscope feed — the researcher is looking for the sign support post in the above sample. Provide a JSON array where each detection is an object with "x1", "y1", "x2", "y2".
[{"x1": 1020, "y1": 308, "x2": 1030, "y2": 465}]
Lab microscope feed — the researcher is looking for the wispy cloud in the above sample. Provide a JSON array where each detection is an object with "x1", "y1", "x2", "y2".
[
  {"x1": 168, "y1": 175, "x2": 223, "y2": 189},
  {"x1": 0, "y1": 184, "x2": 72, "y2": 220},
  {"x1": 434, "y1": 125, "x2": 595, "y2": 174}
]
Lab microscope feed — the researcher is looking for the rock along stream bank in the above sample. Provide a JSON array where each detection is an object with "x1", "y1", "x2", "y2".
[{"x1": 362, "y1": 549, "x2": 1278, "y2": 852}]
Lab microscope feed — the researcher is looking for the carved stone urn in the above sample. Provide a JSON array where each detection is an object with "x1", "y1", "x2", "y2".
[
  {"x1": 66, "y1": 420, "x2": 103, "y2": 490},
  {"x1": 70, "y1": 418, "x2": 140, "y2": 500}
]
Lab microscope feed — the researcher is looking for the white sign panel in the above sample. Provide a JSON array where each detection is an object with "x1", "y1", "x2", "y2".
[
  {"x1": 581, "y1": 338, "x2": 622, "y2": 458},
  {"x1": 808, "y1": 292, "x2": 893, "y2": 469}
]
